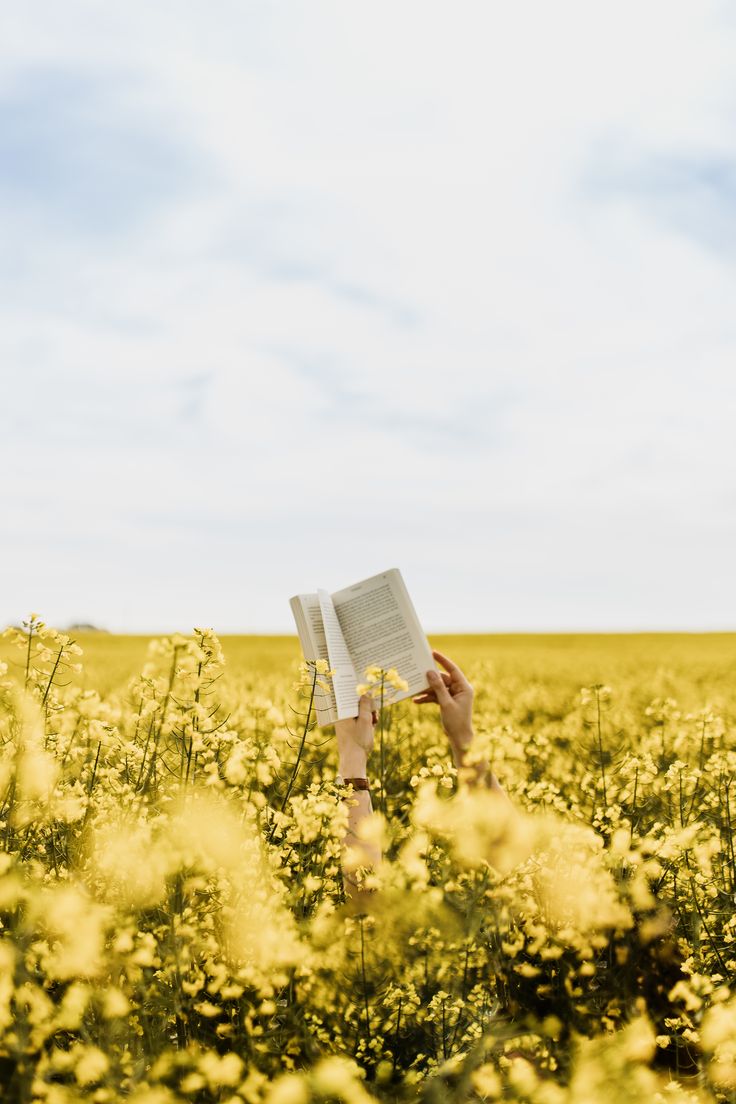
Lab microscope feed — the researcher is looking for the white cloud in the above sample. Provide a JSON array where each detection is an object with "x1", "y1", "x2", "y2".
[{"x1": 1, "y1": 0, "x2": 735, "y2": 631}]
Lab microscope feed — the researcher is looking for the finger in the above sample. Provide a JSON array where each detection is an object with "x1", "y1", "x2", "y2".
[
  {"x1": 426, "y1": 669, "x2": 452, "y2": 705},
  {"x1": 358, "y1": 693, "x2": 374, "y2": 721},
  {"x1": 412, "y1": 692, "x2": 437, "y2": 704},
  {"x1": 432, "y1": 649, "x2": 462, "y2": 675},
  {"x1": 432, "y1": 650, "x2": 470, "y2": 686},
  {"x1": 427, "y1": 670, "x2": 451, "y2": 687}
]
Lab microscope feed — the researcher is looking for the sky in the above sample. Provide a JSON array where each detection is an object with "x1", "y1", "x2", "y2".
[{"x1": 2, "y1": 1, "x2": 735, "y2": 633}]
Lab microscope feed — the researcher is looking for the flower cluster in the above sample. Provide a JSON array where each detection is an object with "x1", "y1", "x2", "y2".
[{"x1": 356, "y1": 666, "x2": 409, "y2": 699}]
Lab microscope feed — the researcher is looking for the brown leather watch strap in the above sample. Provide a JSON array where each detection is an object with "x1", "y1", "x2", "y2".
[{"x1": 343, "y1": 777, "x2": 369, "y2": 790}]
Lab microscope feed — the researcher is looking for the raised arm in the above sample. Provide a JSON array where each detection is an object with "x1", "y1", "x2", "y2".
[
  {"x1": 413, "y1": 649, "x2": 509, "y2": 800},
  {"x1": 335, "y1": 694, "x2": 381, "y2": 905},
  {"x1": 335, "y1": 651, "x2": 507, "y2": 905}
]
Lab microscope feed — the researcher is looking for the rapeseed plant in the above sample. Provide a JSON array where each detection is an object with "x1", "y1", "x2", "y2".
[
  {"x1": 0, "y1": 623, "x2": 734, "y2": 1101},
  {"x1": 355, "y1": 667, "x2": 409, "y2": 817}
]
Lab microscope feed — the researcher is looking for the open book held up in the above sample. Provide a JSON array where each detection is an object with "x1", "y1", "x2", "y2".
[{"x1": 289, "y1": 568, "x2": 436, "y2": 727}]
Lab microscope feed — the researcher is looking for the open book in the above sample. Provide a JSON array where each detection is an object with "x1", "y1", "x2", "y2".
[{"x1": 289, "y1": 568, "x2": 436, "y2": 726}]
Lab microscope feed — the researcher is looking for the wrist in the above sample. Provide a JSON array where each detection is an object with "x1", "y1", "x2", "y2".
[{"x1": 448, "y1": 729, "x2": 475, "y2": 765}]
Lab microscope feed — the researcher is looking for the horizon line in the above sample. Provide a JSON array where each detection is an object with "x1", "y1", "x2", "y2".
[{"x1": 22, "y1": 626, "x2": 736, "y2": 637}]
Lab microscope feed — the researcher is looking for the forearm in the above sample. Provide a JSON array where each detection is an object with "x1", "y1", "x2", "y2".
[
  {"x1": 449, "y1": 735, "x2": 511, "y2": 802},
  {"x1": 343, "y1": 787, "x2": 379, "y2": 868},
  {"x1": 338, "y1": 749, "x2": 381, "y2": 902}
]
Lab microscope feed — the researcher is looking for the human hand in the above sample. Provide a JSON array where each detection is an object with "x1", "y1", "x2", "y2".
[
  {"x1": 335, "y1": 694, "x2": 378, "y2": 777},
  {"x1": 413, "y1": 650, "x2": 475, "y2": 756}
]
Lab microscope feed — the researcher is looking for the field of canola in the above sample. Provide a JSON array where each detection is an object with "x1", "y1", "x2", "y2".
[{"x1": 1, "y1": 622, "x2": 736, "y2": 1104}]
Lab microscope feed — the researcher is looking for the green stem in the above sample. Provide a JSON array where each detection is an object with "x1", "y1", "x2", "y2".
[
  {"x1": 268, "y1": 668, "x2": 316, "y2": 843},
  {"x1": 41, "y1": 644, "x2": 65, "y2": 708},
  {"x1": 135, "y1": 716, "x2": 156, "y2": 792},
  {"x1": 138, "y1": 647, "x2": 181, "y2": 802},
  {"x1": 596, "y1": 687, "x2": 607, "y2": 807},
  {"x1": 359, "y1": 916, "x2": 371, "y2": 1048},
  {"x1": 392, "y1": 994, "x2": 402, "y2": 1068},
  {"x1": 182, "y1": 640, "x2": 204, "y2": 789},
  {"x1": 24, "y1": 622, "x2": 34, "y2": 689},
  {"x1": 724, "y1": 781, "x2": 736, "y2": 895},
  {"x1": 685, "y1": 858, "x2": 727, "y2": 975},
  {"x1": 698, "y1": 716, "x2": 708, "y2": 773},
  {"x1": 379, "y1": 676, "x2": 386, "y2": 816}
]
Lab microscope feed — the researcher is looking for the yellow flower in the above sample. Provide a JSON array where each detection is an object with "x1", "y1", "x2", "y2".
[
  {"x1": 358, "y1": 665, "x2": 408, "y2": 699},
  {"x1": 199, "y1": 1050, "x2": 244, "y2": 1088},
  {"x1": 471, "y1": 1064, "x2": 502, "y2": 1098},
  {"x1": 385, "y1": 667, "x2": 409, "y2": 692},
  {"x1": 74, "y1": 1045, "x2": 109, "y2": 1086},
  {"x1": 266, "y1": 1074, "x2": 309, "y2": 1104}
]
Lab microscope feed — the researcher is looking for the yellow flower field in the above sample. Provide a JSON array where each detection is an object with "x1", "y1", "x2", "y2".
[{"x1": 1, "y1": 622, "x2": 735, "y2": 1103}]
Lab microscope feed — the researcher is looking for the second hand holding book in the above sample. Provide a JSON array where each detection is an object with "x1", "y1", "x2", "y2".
[{"x1": 289, "y1": 568, "x2": 437, "y2": 727}]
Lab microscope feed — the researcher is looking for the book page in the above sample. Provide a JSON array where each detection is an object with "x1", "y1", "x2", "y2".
[
  {"x1": 331, "y1": 569, "x2": 435, "y2": 704},
  {"x1": 317, "y1": 589, "x2": 359, "y2": 720},
  {"x1": 288, "y1": 594, "x2": 337, "y2": 725}
]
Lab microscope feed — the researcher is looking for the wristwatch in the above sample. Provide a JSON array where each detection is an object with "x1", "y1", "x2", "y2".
[{"x1": 338, "y1": 777, "x2": 370, "y2": 790}]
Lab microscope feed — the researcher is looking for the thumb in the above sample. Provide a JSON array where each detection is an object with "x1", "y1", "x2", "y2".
[
  {"x1": 427, "y1": 669, "x2": 452, "y2": 705},
  {"x1": 358, "y1": 693, "x2": 374, "y2": 721}
]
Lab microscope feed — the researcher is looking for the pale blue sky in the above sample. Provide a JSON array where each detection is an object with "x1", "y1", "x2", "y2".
[{"x1": 2, "y1": 1, "x2": 735, "y2": 632}]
